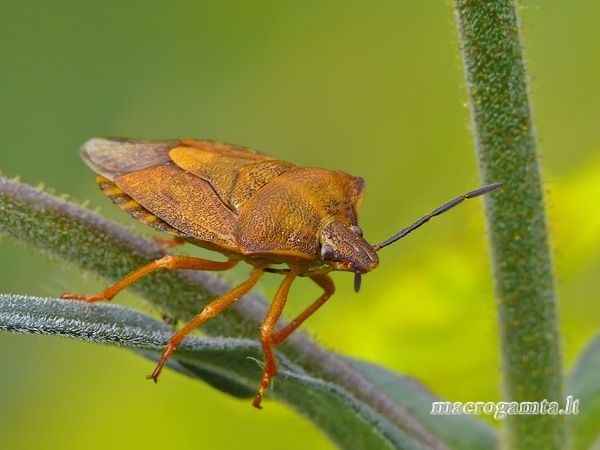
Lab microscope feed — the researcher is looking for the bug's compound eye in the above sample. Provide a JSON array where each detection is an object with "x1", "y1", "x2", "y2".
[
  {"x1": 321, "y1": 244, "x2": 335, "y2": 261},
  {"x1": 350, "y1": 225, "x2": 363, "y2": 237}
]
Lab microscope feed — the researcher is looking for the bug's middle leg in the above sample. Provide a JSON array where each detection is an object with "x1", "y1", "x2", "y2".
[
  {"x1": 148, "y1": 266, "x2": 264, "y2": 383},
  {"x1": 61, "y1": 255, "x2": 238, "y2": 302}
]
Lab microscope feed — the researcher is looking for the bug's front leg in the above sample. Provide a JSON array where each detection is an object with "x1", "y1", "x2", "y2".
[
  {"x1": 253, "y1": 272, "x2": 335, "y2": 408},
  {"x1": 253, "y1": 269, "x2": 298, "y2": 409},
  {"x1": 272, "y1": 274, "x2": 334, "y2": 345},
  {"x1": 61, "y1": 255, "x2": 238, "y2": 302}
]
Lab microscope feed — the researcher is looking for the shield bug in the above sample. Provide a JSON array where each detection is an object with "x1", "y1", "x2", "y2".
[{"x1": 61, "y1": 138, "x2": 502, "y2": 408}]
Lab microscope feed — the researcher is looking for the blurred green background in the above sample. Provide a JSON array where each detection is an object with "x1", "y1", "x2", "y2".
[{"x1": 1, "y1": 2, "x2": 598, "y2": 449}]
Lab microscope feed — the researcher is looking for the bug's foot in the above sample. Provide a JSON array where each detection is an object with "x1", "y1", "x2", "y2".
[
  {"x1": 252, "y1": 371, "x2": 273, "y2": 409},
  {"x1": 147, "y1": 343, "x2": 176, "y2": 383},
  {"x1": 60, "y1": 292, "x2": 109, "y2": 302},
  {"x1": 252, "y1": 391, "x2": 264, "y2": 409},
  {"x1": 146, "y1": 362, "x2": 164, "y2": 383},
  {"x1": 146, "y1": 372, "x2": 160, "y2": 383}
]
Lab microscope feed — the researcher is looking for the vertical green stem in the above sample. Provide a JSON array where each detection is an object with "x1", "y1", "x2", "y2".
[{"x1": 453, "y1": 2, "x2": 564, "y2": 449}]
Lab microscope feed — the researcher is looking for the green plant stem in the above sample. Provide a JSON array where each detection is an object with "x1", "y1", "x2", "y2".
[{"x1": 453, "y1": 2, "x2": 564, "y2": 449}]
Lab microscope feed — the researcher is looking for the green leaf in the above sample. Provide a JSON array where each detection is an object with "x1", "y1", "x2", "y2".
[
  {"x1": 0, "y1": 176, "x2": 498, "y2": 449},
  {"x1": 568, "y1": 333, "x2": 600, "y2": 450},
  {"x1": 348, "y1": 359, "x2": 498, "y2": 450},
  {"x1": 0, "y1": 293, "x2": 422, "y2": 449}
]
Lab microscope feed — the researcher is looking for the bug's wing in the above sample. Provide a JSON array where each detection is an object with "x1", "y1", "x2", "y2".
[
  {"x1": 169, "y1": 140, "x2": 295, "y2": 211},
  {"x1": 81, "y1": 138, "x2": 178, "y2": 180},
  {"x1": 178, "y1": 139, "x2": 274, "y2": 163},
  {"x1": 81, "y1": 138, "x2": 239, "y2": 252}
]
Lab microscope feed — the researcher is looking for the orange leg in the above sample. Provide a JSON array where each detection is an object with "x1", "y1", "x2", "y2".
[
  {"x1": 252, "y1": 272, "x2": 335, "y2": 408},
  {"x1": 153, "y1": 235, "x2": 186, "y2": 248},
  {"x1": 61, "y1": 255, "x2": 238, "y2": 302},
  {"x1": 272, "y1": 274, "x2": 335, "y2": 345},
  {"x1": 253, "y1": 269, "x2": 297, "y2": 408},
  {"x1": 148, "y1": 266, "x2": 264, "y2": 383}
]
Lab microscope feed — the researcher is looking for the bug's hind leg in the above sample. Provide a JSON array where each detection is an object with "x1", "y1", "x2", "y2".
[{"x1": 61, "y1": 255, "x2": 238, "y2": 302}]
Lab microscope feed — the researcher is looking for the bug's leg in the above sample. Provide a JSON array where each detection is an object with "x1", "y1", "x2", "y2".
[
  {"x1": 61, "y1": 255, "x2": 238, "y2": 302},
  {"x1": 153, "y1": 235, "x2": 186, "y2": 248},
  {"x1": 272, "y1": 274, "x2": 335, "y2": 345},
  {"x1": 252, "y1": 274, "x2": 334, "y2": 408},
  {"x1": 148, "y1": 266, "x2": 264, "y2": 383},
  {"x1": 253, "y1": 269, "x2": 298, "y2": 409}
]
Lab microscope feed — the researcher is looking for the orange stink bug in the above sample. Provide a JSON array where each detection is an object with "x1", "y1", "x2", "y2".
[{"x1": 61, "y1": 138, "x2": 502, "y2": 408}]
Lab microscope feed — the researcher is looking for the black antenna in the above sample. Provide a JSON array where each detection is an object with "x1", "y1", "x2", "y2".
[{"x1": 373, "y1": 182, "x2": 502, "y2": 251}]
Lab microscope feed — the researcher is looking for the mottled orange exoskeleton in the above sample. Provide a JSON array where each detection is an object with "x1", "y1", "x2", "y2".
[{"x1": 62, "y1": 138, "x2": 502, "y2": 408}]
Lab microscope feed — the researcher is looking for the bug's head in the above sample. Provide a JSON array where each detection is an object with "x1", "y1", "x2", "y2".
[
  {"x1": 319, "y1": 221, "x2": 379, "y2": 292},
  {"x1": 317, "y1": 182, "x2": 503, "y2": 294}
]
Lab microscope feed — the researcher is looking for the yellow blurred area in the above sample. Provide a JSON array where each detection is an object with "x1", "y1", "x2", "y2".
[
  {"x1": 549, "y1": 154, "x2": 600, "y2": 274},
  {"x1": 547, "y1": 155, "x2": 600, "y2": 367},
  {"x1": 1, "y1": 2, "x2": 598, "y2": 449}
]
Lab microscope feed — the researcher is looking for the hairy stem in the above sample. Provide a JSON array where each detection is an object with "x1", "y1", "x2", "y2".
[{"x1": 454, "y1": 2, "x2": 564, "y2": 449}]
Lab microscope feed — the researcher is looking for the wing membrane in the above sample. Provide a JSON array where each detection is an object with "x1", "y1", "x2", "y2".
[{"x1": 81, "y1": 138, "x2": 177, "y2": 180}]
